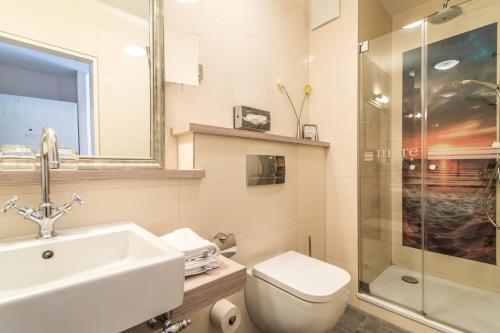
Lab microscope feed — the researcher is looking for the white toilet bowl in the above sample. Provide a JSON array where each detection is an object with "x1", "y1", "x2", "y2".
[{"x1": 244, "y1": 251, "x2": 351, "y2": 333}]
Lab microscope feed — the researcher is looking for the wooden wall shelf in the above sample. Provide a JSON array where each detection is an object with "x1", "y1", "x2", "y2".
[
  {"x1": 0, "y1": 169, "x2": 205, "y2": 184},
  {"x1": 172, "y1": 123, "x2": 331, "y2": 148}
]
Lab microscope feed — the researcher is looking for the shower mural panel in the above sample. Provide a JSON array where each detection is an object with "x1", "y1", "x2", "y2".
[
  {"x1": 403, "y1": 159, "x2": 497, "y2": 264},
  {"x1": 402, "y1": 23, "x2": 498, "y2": 265}
]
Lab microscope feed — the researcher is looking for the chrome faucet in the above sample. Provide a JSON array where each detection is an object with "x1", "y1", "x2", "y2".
[{"x1": 2, "y1": 127, "x2": 83, "y2": 239}]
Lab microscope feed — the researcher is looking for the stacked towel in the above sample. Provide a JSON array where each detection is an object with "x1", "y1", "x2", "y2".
[{"x1": 161, "y1": 228, "x2": 221, "y2": 276}]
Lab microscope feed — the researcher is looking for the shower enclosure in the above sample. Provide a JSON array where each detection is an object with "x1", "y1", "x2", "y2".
[{"x1": 358, "y1": 0, "x2": 500, "y2": 332}]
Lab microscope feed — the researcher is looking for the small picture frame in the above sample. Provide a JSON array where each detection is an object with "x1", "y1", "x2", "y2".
[{"x1": 302, "y1": 124, "x2": 318, "y2": 141}]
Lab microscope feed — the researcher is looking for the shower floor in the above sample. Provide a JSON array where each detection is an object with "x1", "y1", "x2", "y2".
[{"x1": 370, "y1": 265, "x2": 500, "y2": 333}]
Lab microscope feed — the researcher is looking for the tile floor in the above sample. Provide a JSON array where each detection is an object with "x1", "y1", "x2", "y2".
[{"x1": 332, "y1": 306, "x2": 409, "y2": 333}]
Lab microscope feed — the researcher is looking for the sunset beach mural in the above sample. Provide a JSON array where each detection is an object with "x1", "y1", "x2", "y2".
[
  {"x1": 402, "y1": 23, "x2": 498, "y2": 264},
  {"x1": 403, "y1": 23, "x2": 498, "y2": 152},
  {"x1": 402, "y1": 159, "x2": 497, "y2": 264}
]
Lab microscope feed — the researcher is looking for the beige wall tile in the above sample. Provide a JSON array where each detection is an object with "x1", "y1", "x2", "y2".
[
  {"x1": 165, "y1": 0, "x2": 310, "y2": 138},
  {"x1": 309, "y1": 0, "x2": 360, "y2": 314},
  {"x1": 236, "y1": 224, "x2": 299, "y2": 268},
  {"x1": 308, "y1": 51, "x2": 358, "y2": 138},
  {"x1": 297, "y1": 177, "x2": 325, "y2": 223},
  {"x1": 326, "y1": 218, "x2": 358, "y2": 265},
  {"x1": 326, "y1": 177, "x2": 358, "y2": 221},
  {"x1": 325, "y1": 135, "x2": 358, "y2": 179}
]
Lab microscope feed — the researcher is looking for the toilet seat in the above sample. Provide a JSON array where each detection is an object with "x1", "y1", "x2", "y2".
[{"x1": 252, "y1": 251, "x2": 351, "y2": 303}]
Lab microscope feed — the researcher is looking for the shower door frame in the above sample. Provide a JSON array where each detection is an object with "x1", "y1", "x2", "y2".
[{"x1": 356, "y1": 2, "x2": 497, "y2": 332}]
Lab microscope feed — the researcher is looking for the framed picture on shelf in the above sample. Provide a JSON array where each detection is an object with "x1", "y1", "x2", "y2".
[{"x1": 302, "y1": 124, "x2": 318, "y2": 141}]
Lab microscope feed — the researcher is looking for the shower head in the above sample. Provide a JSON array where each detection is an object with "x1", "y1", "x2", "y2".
[
  {"x1": 453, "y1": 80, "x2": 500, "y2": 91},
  {"x1": 428, "y1": 1, "x2": 463, "y2": 25}
]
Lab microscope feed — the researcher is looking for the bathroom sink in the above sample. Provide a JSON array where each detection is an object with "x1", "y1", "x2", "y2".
[{"x1": 0, "y1": 222, "x2": 185, "y2": 333}]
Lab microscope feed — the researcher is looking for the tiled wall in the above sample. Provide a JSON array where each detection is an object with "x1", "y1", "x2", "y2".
[
  {"x1": 0, "y1": 1, "x2": 324, "y2": 332},
  {"x1": 176, "y1": 134, "x2": 326, "y2": 333},
  {"x1": 308, "y1": 0, "x2": 359, "y2": 306},
  {"x1": 0, "y1": 135, "x2": 326, "y2": 333},
  {"x1": 164, "y1": 0, "x2": 310, "y2": 168}
]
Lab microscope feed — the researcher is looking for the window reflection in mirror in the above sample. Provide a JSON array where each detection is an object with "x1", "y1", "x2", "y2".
[
  {"x1": 0, "y1": 0, "x2": 151, "y2": 159},
  {"x1": 0, "y1": 40, "x2": 94, "y2": 155}
]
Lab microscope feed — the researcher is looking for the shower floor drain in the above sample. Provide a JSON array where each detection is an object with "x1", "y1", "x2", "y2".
[{"x1": 401, "y1": 276, "x2": 419, "y2": 284}]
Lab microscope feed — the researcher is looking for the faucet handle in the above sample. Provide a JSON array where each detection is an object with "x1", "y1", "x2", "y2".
[
  {"x1": 2, "y1": 196, "x2": 19, "y2": 213},
  {"x1": 54, "y1": 194, "x2": 84, "y2": 216}
]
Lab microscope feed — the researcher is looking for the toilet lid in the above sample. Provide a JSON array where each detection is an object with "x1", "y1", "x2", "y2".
[{"x1": 252, "y1": 251, "x2": 351, "y2": 303}]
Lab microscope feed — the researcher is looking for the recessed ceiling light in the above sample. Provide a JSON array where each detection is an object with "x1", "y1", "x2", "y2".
[
  {"x1": 402, "y1": 20, "x2": 423, "y2": 29},
  {"x1": 434, "y1": 59, "x2": 459, "y2": 71},
  {"x1": 124, "y1": 44, "x2": 146, "y2": 57}
]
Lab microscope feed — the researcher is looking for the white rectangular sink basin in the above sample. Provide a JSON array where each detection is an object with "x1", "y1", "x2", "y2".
[{"x1": 0, "y1": 222, "x2": 185, "y2": 333}]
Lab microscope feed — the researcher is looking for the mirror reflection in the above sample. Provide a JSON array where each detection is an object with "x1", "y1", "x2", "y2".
[{"x1": 0, "y1": 0, "x2": 151, "y2": 158}]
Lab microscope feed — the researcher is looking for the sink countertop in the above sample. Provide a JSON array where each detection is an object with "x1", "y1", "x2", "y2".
[
  {"x1": 173, "y1": 255, "x2": 246, "y2": 318},
  {"x1": 123, "y1": 256, "x2": 246, "y2": 332}
]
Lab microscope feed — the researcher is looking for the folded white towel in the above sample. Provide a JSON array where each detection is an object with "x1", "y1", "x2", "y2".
[
  {"x1": 160, "y1": 228, "x2": 220, "y2": 260},
  {"x1": 160, "y1": 228, "x2": 221, "y2": 276},
  {"x1": 185, "y1": 255, "x2": 221, "y2": 276}
]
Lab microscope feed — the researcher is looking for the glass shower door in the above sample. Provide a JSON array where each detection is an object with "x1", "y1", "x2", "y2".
[
  {"x1": 358, "y1": 23, "x2": 426, "y2": 314},
  {"x1": 422, "y1": 0, "x2": 500, "y2": 332}
]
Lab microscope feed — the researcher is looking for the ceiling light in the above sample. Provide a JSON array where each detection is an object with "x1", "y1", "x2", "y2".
[
  {"x1": 124, "y1": 44, "x2": 146, "y2": 57},
  {"x1": 375, "y1": 94, "x2": 389, "y2": 104},
  {"x1": 434, "y1": 59, "x2": 459, "y2": 71},
  {"x1": 402, "y1": 20, "x2": 423, "y2": 29}
]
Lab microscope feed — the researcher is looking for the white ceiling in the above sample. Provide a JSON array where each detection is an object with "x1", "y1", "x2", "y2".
[
  {"x1": 379, "y1": 0, "x2": 431, "y2": 17},
  {"x1": 99, "y1": 0, "x2": 149, "y2": 20},
  {"x1": 0, "y1": 41, "x2": 90, "y2": 77}
]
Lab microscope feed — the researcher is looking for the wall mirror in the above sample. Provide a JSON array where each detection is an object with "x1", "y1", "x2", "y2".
[{"x1": 0, "y1": 0, "x2": 165, "y2": 170}]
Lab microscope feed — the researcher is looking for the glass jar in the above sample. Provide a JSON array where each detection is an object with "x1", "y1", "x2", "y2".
[
  {"x1": 0, "y1": 145, "x2": 36, "y2": 171},
  {"x1": 58, "y1": 147, "x2": 79, "y2": 170}
]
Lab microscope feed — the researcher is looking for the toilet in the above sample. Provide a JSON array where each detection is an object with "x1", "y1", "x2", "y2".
[{"x1": 244, "y1": 251, "x2": 351, "y2": 333}]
